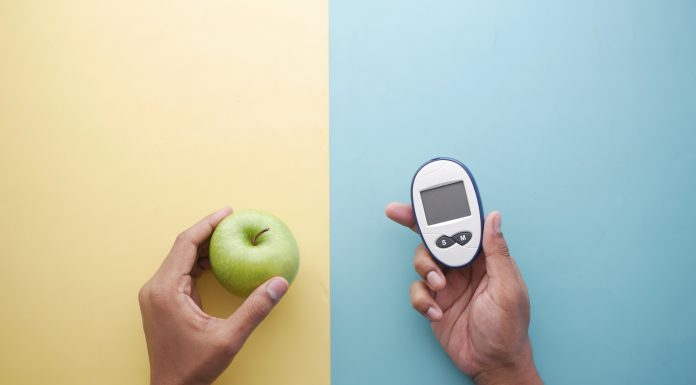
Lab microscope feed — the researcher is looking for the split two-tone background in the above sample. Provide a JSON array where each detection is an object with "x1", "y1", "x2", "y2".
[{"x1": 1, "y1": 1, "x2": 694, "y2": 384}]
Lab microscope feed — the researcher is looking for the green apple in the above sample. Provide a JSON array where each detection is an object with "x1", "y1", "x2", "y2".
[{"x1": 209, "y1": 209, "x2": 300, "y2": 297}]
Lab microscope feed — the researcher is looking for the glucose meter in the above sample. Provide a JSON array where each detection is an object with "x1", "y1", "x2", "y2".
[{"x1": 411, "y1": 158, "x2": 483, "y2": 268}]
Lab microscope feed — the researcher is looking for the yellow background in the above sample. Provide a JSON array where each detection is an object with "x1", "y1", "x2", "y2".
[{"x1": 0, "y1": 1, "x2": 328, "y2": 384}]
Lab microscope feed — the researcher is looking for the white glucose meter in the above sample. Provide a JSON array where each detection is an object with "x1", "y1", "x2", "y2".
[{"x1": 411, "y1": 158, "x2": 484, "y2": 268}]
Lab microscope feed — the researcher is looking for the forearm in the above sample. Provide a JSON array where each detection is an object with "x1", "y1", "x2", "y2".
[{"x1": 474, "y1": 364, "x2": 542, "y2": 385}]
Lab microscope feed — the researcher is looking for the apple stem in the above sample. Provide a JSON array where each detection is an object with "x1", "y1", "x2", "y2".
[{"x1": 252, "y1": 228, "x2": 270, "y2": 246}]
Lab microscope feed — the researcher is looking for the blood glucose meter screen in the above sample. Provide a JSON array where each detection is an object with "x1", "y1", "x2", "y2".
[{"x1": 421, "y1": 181, "x2": 471, "y2": 225}]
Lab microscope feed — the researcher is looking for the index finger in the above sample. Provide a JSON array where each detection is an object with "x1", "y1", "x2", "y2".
[
  {"x1": 160, "y1": 207, "x2": 233, "y2": 276},
  {"x1": 385, "y1": 202, "x2": 419, "y2": 233}
]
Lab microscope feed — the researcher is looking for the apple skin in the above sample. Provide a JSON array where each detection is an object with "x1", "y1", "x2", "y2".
[{"x1": 209, "y1": 210, "x2": 300, "y2": 297}]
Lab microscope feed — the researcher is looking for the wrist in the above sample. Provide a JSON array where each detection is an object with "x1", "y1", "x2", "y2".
[
  {"x1": 473, "y1": 346, "x2": 542, "y2": 385},
  {"x1": 151, "y1": 372, "x2": 212, "y2": 385}
]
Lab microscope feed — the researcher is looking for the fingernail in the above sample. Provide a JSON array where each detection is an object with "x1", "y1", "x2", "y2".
[
  {"x1": 495, "y1": 213, "x2": 502, "y2": 234},
  {"x1": 426, "y1": 306, "x2": 442, "y2": 321},
  {"x1": 266, "y1": 277, "x2": 288, "y2": 301},
  {"x1": 426, "y1": 271, "x2": 444, "y2": 289}
]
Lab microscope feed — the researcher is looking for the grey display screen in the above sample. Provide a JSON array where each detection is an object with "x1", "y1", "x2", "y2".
[{"x1": 420, "y1": 181, "x2": 471, "y2": 225}]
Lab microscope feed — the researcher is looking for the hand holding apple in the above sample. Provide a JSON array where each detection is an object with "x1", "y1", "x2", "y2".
[{"x1": 139, "y1": 207, "x2": 290, "y2": 385}]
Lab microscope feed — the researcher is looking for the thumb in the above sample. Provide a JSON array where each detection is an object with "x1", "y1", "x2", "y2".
[
  {"x1": 482, "y1": 211, "x2": 516, "y2": 281},
  {"x1": 223, "y1": 277, "x2": 289, "y2": 349}
]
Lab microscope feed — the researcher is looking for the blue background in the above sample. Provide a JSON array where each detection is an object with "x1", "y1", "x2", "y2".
[{"x1": 330, "y1": 1, "x2": 696, "y2": 384}]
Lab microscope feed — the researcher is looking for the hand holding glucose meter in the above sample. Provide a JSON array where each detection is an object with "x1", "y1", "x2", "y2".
[{"x1": 411, "y1": 158, "x2": 483, "y2": 268}]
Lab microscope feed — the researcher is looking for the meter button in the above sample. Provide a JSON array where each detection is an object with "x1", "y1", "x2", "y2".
[
  {"x1": 452, "y1": 232, "x2": 472, "y2": 246},
  {"x1": 436, "y1": 235, "x2": 455, "y2": 248}
]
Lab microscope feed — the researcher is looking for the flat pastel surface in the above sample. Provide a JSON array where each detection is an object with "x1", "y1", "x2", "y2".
[
  {"x1": 0, "y1": 1, "x2": 328, "y2": 384},
  {"x1": 330, "y1": 1, "x2": 696, "y2": 384}
]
